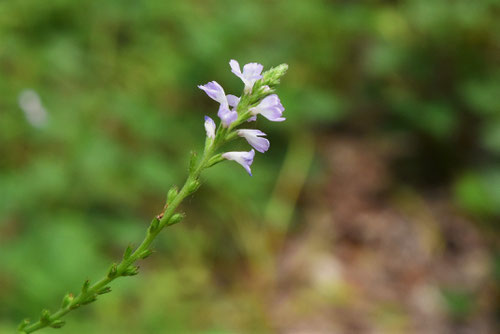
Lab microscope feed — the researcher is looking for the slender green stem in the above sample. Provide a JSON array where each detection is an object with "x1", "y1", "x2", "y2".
[{"x1": 21, "y1": 141, "x2": 217, "y2": 333}]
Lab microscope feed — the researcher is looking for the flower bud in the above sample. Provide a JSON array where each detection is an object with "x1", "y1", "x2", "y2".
[
  {"x1": 81, "y1": 280, "x2": 90, "y2": 294},
  {"x1": 122, "y1": 245, "x2": 133, "y2": 261},
  {"x1": 107, "y1": 263, "x2": 118, "y2": 278},
  {"x1": 166, "y1": 186, "x2": 179, "y2": 206},
  {"x1": 261, "y1": 63, "x2": 288, "y2": 87},
  {"x1": 50, "y1": 320, "x2": 66, "y2": 328},
  {"x1": 61, "y1": 293, "x2": 74, "y2": 308},
  {"x1": 17, "y1": 318, "x2": 30, "y2": 331},
  {"x1": 40, "y1": 309, "x2": 51, "y2": 324},
  {"x1": 122, "y1": 265, "x2": 139, "y2": 276},
  {"x1": 97, "y1": 286, "x2": 112, "y2": 295},
  {"x1": 139, "y1": 249, "x2": 153, "y2": 259},
  {"x1": 186, "y1": 178, "x2": 200, "y2": 194},
  {"x1": 168, "y1": 213, "x2": 185, "y2": 226},
  {"x1": 148, "y1": 217, "x2": 160, "y2": 234}
]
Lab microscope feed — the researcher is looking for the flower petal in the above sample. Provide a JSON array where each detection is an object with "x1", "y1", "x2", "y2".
[
  {"x1": 238, "y1": 129, "x2": 270, "y2": 153},
  {"x1": 204, "y1": 116, "x2": 216, "y2": 139},
  {"x1": 222, "y1": 149, "x2": 255, "y2": 176}
]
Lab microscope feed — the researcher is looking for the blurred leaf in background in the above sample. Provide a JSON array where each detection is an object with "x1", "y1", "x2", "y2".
[{"x1": 1, "y1": 0, "x2": 499, "y2": 333}]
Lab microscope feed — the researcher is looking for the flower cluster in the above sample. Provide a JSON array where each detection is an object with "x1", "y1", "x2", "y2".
[{"x1": 199, "y1": 60, "x2": 287, "y2": 176}]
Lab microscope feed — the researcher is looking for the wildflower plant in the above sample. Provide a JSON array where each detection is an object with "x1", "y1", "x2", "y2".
[{"x1": 18, "y1": 60, "x2": 288, "y2": 333}]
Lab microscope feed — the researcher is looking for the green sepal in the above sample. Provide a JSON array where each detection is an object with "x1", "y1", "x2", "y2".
[
  {"x1": 81, "y1": 294, "x2": 97, "y2": 305},
  {"x1": 168, "y1": 213, "x2": 184, "y2": 226},
  {"x1": 148, "y1": 217, "x2": 160, "y2": 234},
  {"x1": 81, "y1": 280, "x2": 90, "y2": 294},
  {"x1": 206, "y1": 154, "x2": 224, "y2": 168},
  {"x1": 166, "y1": 186, "x2": 179, "y2": 206},
  {"x1": 97, "y1": 286, "x2": 111, "y2": 295},
  {"x1": 139, "y1": 249, "x2": 153, "y2": 259},
  {"x1": 186, "y1": 178, "x2": 200, "y2": 194},
  {"x1": 17, "y1": 318, "x2": 30, "y2": 331},
  {"x1": 40, "y1": 309, "x2": 51, "y2": 324},
  {"x1": 123, "y1": 245, "x2": 133, "y2": 261},
  {"x1": 122, "y1": 265, "x2": 139, "y2": 276},
  {"x1": 189, "y1": 151, "x2": 198, "y2": 173},
  {"x1": 61, "y1": 293, "x2": 74, "y2": 308},
  {"x1": 107, "y1": 263, "x2": 118, "y2": 278},
  {"x1": 50, "y1": 320, "x2": 66, "y2": 329}
]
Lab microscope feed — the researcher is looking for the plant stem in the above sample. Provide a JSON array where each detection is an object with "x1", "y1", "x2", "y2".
[{"x1": 21, "y1": 141, "x2": 217, "y2": 333}]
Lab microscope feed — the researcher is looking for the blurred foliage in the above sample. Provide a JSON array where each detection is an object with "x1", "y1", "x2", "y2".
[{"x1": 0, "y1": 0, "x2": 499, "y2": 332}]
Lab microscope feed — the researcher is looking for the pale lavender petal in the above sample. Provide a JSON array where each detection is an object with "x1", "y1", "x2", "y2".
[
  {"x1": 247, "y1": 116, "x2": 257, "y2": 122},
  {"x1": 229, "y1": 59, "x2": 242, "y2": 78},
  {"x1": 222, "y1": 149, "x2": 255, "y2": 176},
  {"x1": 238, "y1": 129, "x2": 270, "y2": 153},
  {"x1": 242, "y1": 63, "x2": 263, "y2": 81},
  {"x1": 250, "y1": 94, "x2": 285, "y2": 122},
  {"x1": 230, "y1": 59, "x2": 263, "y2": 91},
  {"x1": 204, "y1": 115, "x2": 216, "y2": 139},
  {"x1": 218, "y1": 106, "x2": 238, "y2": 127},
  {"x1": 198, "y1": 81, "x2": 227, "y2": 105},
  {"x1": 226, "y1": 94, "x2": 240, "y2": 108}
]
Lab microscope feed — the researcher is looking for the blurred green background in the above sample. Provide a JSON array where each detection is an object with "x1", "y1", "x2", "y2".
[{"x1": 1, "y1": 0, "x2": 499, "y2": 333}]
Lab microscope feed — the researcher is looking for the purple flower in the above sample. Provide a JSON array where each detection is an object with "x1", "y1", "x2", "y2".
[
  {"x1": 204, "y1": 116, "x2": 216, "y2": 139},
  {"x1": 230, "y1": 60, "x2": 263, "y2": 92},
  {"x1": 250, "y1": 94, "x2": 285, "y2": 122},
  {"x1": 199, "y1": 81, "x2": 237, "y2": 127},
  {"x1": 222, "y1": 149, "x2": 255, "y2": 176},
  {"x1": 237, "y1": 129, "x2": 270, "y2": 153}
]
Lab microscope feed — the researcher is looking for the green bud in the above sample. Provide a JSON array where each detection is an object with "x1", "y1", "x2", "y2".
[
  {"x1": 206, "y1": 154, "x2": 225, "y2": 168},
  {"x1": 186, "y1": 178, "x2": 201, "y2": 194},
  {"x1": 261, "y1": 63, "x2": 288, "y2": 87},
  {"x1": 50, "y1": 320, "x2": 66, "y2": 329},
  {"x1": 148, "y1": 217, "x2": 160, "y2": 234},
  {"x1": 17, "y1": 318, "x2": 30, "y2": 331},
  {"x1": 139, "y1": 249, "x2": 153, "y2": 259},
  {"x1": 123, "y1": 245, "x2": 133, "y2": 261},
  {"x1": 122, "y1": 265, "x2": 139, "y2": 276},
  {"x1": 81, "y1": 294, "x2": 97, "y2": 305},
  {"x1": 97, "y1": 286, "x2": 111, "y2": 295},
  {"x1": 107, "y1": 263, "x2": 118, "y2": 278},
  {"x1": 166, "y1": 186, "x2": 178, "y2": 206},
  {"x1": 168, "y1": 213, "x2": 184, "y2": 226},
  {"x1": 40, "y1": 309, "x2": 51, "y2": 324},
  {"x1": 81, "y1": 280, "x2": 90, "y2": 294},
  {"x1": 61, "y1": 293, "x2": 74, "y2": 308}
]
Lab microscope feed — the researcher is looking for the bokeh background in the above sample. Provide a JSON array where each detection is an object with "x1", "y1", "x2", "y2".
[{"x1": 1, "y1": 0, "x2": 499, "y2": 333}]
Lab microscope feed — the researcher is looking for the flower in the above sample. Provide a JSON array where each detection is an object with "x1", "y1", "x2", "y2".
[
  {"x1": 237, "y1": 129, "x2": 270, "y2": 153},
  {"x1": 199, "y1": 81, "x2": 237, "y2": 127},
  {"x1": 230, "y1": 60, "x2": 263, "y2": 93},
  {"x1": 249, "y1": 94, "x2": 285, "y2": 122},
  {"x1": 204, "y1": 116, "x2": 216, "y2": 139},
  {"x1": 222, "y1": 149, "x2": 255, "y2": 176}
]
